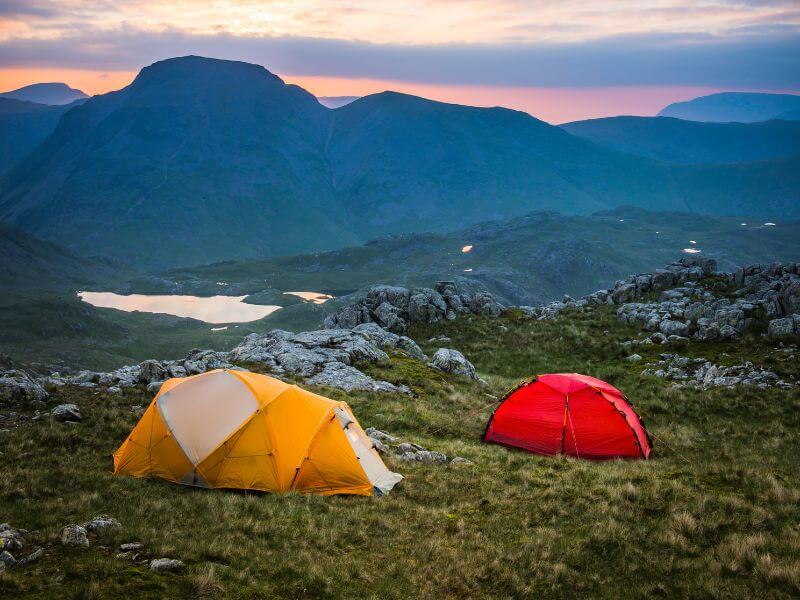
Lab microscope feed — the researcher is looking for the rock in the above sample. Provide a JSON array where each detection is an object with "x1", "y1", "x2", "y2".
[
  {"x1": 0, "y1": 525, "x2": 23, "y2": 552},
  {"x1": 150, "y1": 558, "x2": 185, "y2": 573},
  {"x1": 61, "y1": 525, "x2": 89, "y2": 548},
  {"x1": 768, "y1": 317, "x2": 797, "y2": 337},
  {"x1": 307, "y1": 362, "x2": 411, "y2": 395},
  {"x1": 51, "y1": 404, "x2": 81, "y2": 422},
  {"x1": 469, "y1": 292, "x2": 504, "y2": 317},
  {"x1": 396, "y1": 336, "x2": 428, "y2": 361},
  {"x1": 373, "y1": 302, "x2": 406, "y2": 333},
  {"x1": 146, "y1": 381, "x2": 165, "y2": 395},
  {"x1": 429, "y1": 348, "x2": 477, "y2": 379},
  {"x1": 365, "y1": 427, "x2": 399, "y2": 443},
  {"x1": 83, "y1": 515, "x2": 121, "y2": 533},
  {"x1": 0, "y1": 550, "x2": 15, "y2": 567},
  {"x1": 120, "y1": 542, "x2": 145, "y2": 552},
  {"x1": 108, "y1": 386, "x2": 122, "y2": 394},
  {"x1": 17, "y1": 548, "x2": 43, "y2": 566},
  {"x1": 626, "y1": 354, "x2": 642, "y2": 362},
  {"x1": 395, "y1": 442, "x2": 448, "y2": 464},
  {"x1": 0, "y1": 370, "x2": 48, "y2": 405},
  {"x1": 138, "y1": 360, "x2": 167, "y2": 384},
  {"x1": 450, "y1": 457, "x2": 474, "y2": 466}
]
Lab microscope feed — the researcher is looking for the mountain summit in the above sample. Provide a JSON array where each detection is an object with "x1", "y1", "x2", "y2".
[
  {"x1": 658, "y1": 92, "x2": 800, "y2": 123},
  {"x1": 0, "y1": 82, "x2": 88, "y2": 105}
]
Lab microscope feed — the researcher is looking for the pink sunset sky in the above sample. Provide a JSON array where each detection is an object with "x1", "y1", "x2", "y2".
[{"x1": 0, "y1": 0, "x2": 798, "y2": 123}]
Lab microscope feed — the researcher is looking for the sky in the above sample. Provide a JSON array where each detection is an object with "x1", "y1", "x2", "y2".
[{"x1": 0, "y1": 0, "x2": 798, "y2": 123}]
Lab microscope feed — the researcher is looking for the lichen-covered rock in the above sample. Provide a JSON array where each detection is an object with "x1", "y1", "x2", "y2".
[
  {"x1": 306, "y1": 362, "x2": 411, "y2": 395},
  {"x1": 150, "y1": 558, "x2": 184, "y2": 572},
  {"x1": 768, "y1": 317, "x2": 796, "y2": 336},
  {"x1": 61, "y1": 525, "x2": 89, "y2": 548},
  {"x1": 429, "y1": 348, "x2": 477, "y2": 379},
  {"x1": 0, "y1": 370, "x2": 48, "y2": 405},
  {"x1": 51, "y1": 404, "x2": 81, "y2": 422},
  {"x1": 138, "y1": 359, "x2": 167, "y2": 384},
  {"x1": 395, "y1": 442, "x2": 448, "y2": 464},
  {"x1": 83, "y1": 515, "x2": 121, "y2": 533}
]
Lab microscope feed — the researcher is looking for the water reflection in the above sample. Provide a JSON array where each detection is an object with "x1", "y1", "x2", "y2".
[
  {"x1": 78, "y1": 292, "x2": 281, "y2": 324},
  {"x1": 283, "y1": 291, "x2": 334, "y2": 304}
]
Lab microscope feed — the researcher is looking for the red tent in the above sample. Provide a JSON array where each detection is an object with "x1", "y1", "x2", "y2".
[{"x1": 482, "y1": 373, "x2": 652, "y2": 460}]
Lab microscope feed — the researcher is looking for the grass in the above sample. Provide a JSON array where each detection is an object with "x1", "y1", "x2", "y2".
[{"x1": 1, "y1": 307, "x2": 799, "y2": 598}]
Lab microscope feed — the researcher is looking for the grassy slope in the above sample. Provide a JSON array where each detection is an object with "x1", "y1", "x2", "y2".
[{"x1": 2, "y1": 307, "x2": 798, "y2": 598}]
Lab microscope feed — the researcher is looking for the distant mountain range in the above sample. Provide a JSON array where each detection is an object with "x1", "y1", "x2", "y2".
[
  {"x1": 0, "y1": 82, "x2": 88, "y2": 105},
  {"x1": 0, "y1": 57, "x2": 798, "y2": 269},
  {"x1": 561, "y1": 116, "x2": 800, "y2": 164},
  {"x1": 658, "y1": 92, "x2": 800, "y2": 123}
]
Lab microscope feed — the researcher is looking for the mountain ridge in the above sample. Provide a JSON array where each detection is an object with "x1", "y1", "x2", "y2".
[
  {"x1": 0, "y1": 82, "x2": 88, "y2": 105},
  {"x1": 1, "y1": 57, "x2": 798, "y2": 269}
]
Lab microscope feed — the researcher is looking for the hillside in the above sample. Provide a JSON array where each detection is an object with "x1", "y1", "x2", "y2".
[
  {"x1": 0, "y1": 221, "x2": 112, "y2": 291},
  {"x1": 561, "y1": 116, "x2": 800, "y2": 164},
  {"x1": 658, "y1": 92, "x2": 800, "y2": 123},
  {"x1": 1, "y1": 259, "x2": 798, "y2": 597},
  {"x1": 0, "y1": 98, "x2": 79, "y2": 174},
  {"x1": 0, "y1": 57, "x2": 798, "y2": 270},
  {"x1": 0, "y1": 82, "x2": 88, "y2": 105}
]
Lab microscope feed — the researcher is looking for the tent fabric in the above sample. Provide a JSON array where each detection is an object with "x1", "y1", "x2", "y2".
[
  {"x1": 113, "y1": 369, "x2": 403, "y2": 496},
  {"x1": 482, "y1": 373, "x2": 652, "y2": 460}
]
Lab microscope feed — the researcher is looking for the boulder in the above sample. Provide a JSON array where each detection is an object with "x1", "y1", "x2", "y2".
[
  {"x1": 51, "y1": 404, "x2": 81, "y2": 423},
  {"x1": 61, "y1": 525, "x2": 89, "y2": 548},
  {"x1": 306, "y1": 362, "x2": 411, "y2": 395},
  {"x1": 469, "y1": 292, "x2": 504, "y2": 317},
  {"x1": 768, "y1": 317, "x2": 796, "y2": 336},
  {"x1": 395, "y1": 442, "x2": 448, "y2": 464},
  {"x1": 83, "y1": 515, "x2": 121, "y2": 533},
  {"x1": 0, "y1": 370, "x2": 48, "y2": 405},
  {"x1": 138, "y1": 360, "x2": 167, "y2": 385},
  {"x1": 150, "y1": 558, "x2": 185, "y2": 573},
  {"x1": 429, "y1": 348, "x2": 477, "y2": 379}
]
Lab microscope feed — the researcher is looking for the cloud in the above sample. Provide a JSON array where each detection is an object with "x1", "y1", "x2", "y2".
[{"x1": 1, "y1": 26, "x2": 798, "y2": 90}]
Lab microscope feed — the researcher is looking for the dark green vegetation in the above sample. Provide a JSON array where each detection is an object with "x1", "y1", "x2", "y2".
[
  {"x1": 658, "y1": 92, "x2": 800, "y2": 123},
  {"x1": 0, "y1": 98, "x2": 79, "y2": 175},
  {"x1": 561, "y1": 116, "x2": 800, "y2": 164},
  {"x1": 138, "y1": 208, "x2": 800, "y2": 322},
  {"x1": 2, "y1": 307, "x2": 798, "y2": 597},
  {"x1": 3, "y1": 208, "x2": 799, "y2": 370},
  {"x1": 0, "y1": 222, "x2": 125, "y2": 291},
  {"x1": 0, "y1": 82, "x2": 87, "y2": 106},
  {"x1": 1, "y1": 57, "x2": 799, "y2": 269}
]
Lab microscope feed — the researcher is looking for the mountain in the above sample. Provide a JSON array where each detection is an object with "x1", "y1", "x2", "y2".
[
  {"x1": 1, "y1": 56, "x2": 799, "y2": 270},
  {"x1": 776, "y1": 108, "x2": 800, "y2": 121},
  {"x1": 0, "y1": 98, "x2": 81, "y2": 174},
  {"x1": 0, "y1": 56, "x2": 360, "y2": 268},
  {"x1": 318, "y1": 96, "x2": 359, "y2": 108},
  {"x1": 658, "y1": 92, "x2": 800, "y2": 123},
  {"x1": 561, "y1": 116, "x2": 800, "y2": 164},
  {"x1": 0, "y1": 221, "x2": 110, "y2": 290},
  {"x1": 0, "y1": 82, "x2": 88, "y2": 105},
  {"x1": 146, "y1": 207, "x2": 800, "y2": 321}
]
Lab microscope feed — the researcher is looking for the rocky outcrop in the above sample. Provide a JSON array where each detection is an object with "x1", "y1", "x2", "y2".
[
  {"x1": 228, "y1": 325, "x2": 421, "y2": 394},
  {"x1": 609, "y1": 258, "x2": 800, "y2": 342},
  {"x1": 428, "y1": 348, "x2": 477, "y2": 379},
  {"x1": 642, "y1": 353, "x2": 797, "y2": 388},
  {"x1": 322, "y1": 282, "x2": 504, "y2": 333},
  {"x1": 60, "y1": 525, "x2": 89, "y2": 548},
  {"x1": 0, "y1": 370, "x2": 48, "y2": 405}
]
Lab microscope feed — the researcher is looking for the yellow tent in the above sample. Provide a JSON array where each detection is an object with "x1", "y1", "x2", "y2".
[{"x1": 113, "y1": 369, "x2": 402, "y2": 496}]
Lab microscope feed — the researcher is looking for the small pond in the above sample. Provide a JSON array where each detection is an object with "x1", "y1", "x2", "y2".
[{"x1": 78, "y1": 292, "x2": 281, "y2": 324}]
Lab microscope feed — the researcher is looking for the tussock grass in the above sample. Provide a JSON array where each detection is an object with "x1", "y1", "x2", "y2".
[{"x1": 1, "y1": 307, "x2": 799, "y2": 597}]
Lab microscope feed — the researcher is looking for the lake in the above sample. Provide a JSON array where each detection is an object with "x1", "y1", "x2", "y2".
[{"x1": 78, "y1": 292, "x2": 282, "y2": 324}]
